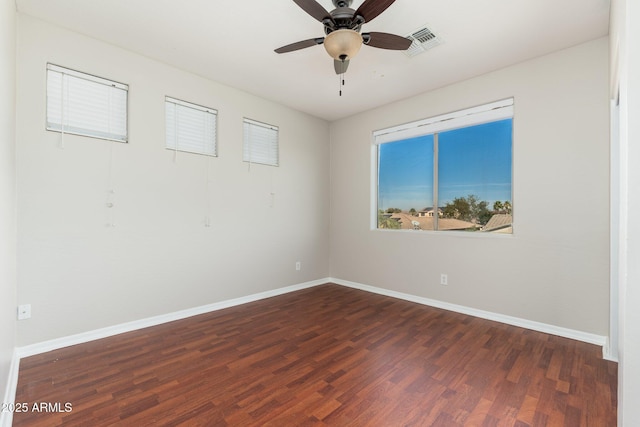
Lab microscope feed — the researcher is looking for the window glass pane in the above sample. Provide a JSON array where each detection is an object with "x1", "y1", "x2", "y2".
[
  {"x1": 437, "y1": 119, "x2": 513, "y2": 233},
  {"x1": 377, "y1": 135, "x2": 434, "y2": 230}
]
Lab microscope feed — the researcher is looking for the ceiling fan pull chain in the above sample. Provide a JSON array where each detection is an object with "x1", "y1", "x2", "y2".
[{"x1": 338, "y1": 71, "x2": 346, "y2": 96}]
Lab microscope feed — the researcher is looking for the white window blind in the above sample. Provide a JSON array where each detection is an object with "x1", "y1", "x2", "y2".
[
  {"x1": 373, "y1": 98, "x2": 514, "y2": 144},
  {"x1": 165, "y1": 97, "x2": 217, "y2": 157},
  {"x1": 243, "y1": 118, "x2": 279, "y2": 167},
  {"x1": 46, "y1": 64, "x2": 128, "y2": 142}
]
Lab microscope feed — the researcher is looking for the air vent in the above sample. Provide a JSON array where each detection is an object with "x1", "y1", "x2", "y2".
[{"x1": 404, "y1": 25, "x2": 443, "y2": 58}]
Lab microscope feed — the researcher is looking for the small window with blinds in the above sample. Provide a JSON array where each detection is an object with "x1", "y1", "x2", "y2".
[
  {"x1": 165, "y1": 97, "x2": 217, "y2": 157},
  {"x1": 243, "y1": 118, "x2": 279, "y2": 167},
  {"x1": 46, "y1": 64, "x2": 128, "y2": 143}
]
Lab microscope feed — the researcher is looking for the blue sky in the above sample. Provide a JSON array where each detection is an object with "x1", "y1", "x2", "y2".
[{"x1": 378, "y1": 119, "x2": 512, "y2": 211}]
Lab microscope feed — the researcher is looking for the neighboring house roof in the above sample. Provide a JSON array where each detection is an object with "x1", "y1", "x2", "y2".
[
  {"x1": 483, "y1": 214, "x2": 513, "y2": 232},
  {"x1": 439, "y1": 218, "x2": 478, "y2": 230},
  {"x1": 390, "y1": 213, "x2": 476, "y2": 231}
]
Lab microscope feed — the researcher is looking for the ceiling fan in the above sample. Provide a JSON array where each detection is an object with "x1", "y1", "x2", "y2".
[{"x1": 275, "y1": 0, "x2": 412, "y2": 75}]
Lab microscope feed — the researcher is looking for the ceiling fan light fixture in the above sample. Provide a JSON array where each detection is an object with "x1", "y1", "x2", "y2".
[{"x1": 323, "y1": 29, "x2": 363, "y2": 61}]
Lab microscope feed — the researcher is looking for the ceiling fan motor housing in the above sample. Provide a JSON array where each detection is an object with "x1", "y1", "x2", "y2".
[{"x1": 324, "y1": 6, "x2": 362, "y2": 34}]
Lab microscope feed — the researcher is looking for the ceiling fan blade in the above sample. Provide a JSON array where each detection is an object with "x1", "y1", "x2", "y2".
[
  {"x1": 354, "y1": 0, "x2": 397, "y2": 23},
  {"x1": 334, "y1": 59, "x2": 350, "y2": 74},
  {"x1": 275, "y1": 38, "x2": 324, "y2": 54},
  {"x1": 293, "y1": 0, "x2": 333, "y2": 23},
  {"x1": 363, "y1": 32, "x2": 412, "y2": 50}
]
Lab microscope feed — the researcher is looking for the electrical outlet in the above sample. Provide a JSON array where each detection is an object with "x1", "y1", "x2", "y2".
[
  {"x1": 18, "y1": 304, "x2": 31, "y2": 320},
  {"x1": 440, "y1": 274, "x2": 448, "y2": 286},
  {"x1": 296, "y1": 261, "x2": 301, "y2": 271}
]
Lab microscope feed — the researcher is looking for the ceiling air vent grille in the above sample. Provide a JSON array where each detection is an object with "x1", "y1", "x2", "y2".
[{"x1": 404, "y1": 25, "x2": 443, "y2": 58}]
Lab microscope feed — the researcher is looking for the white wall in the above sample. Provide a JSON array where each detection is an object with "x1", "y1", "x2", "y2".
[
  {"x1": 8, "y1": 7, "x2": 632, "y2": 423},
  {"x1": 15, "y1": 14, "x2": 330, "y2": 346},
  {"x1": 611, "y1": 0, "x2": 640, "y2": 423},
  {"x1": 0, "y1": 0, "x2": 17, "y2": 418},
  {"x1": 330, "y1": 38, "x2": 610, "y2": 337}
]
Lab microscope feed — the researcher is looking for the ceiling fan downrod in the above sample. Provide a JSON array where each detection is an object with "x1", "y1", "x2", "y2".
[{"x1": 332, "y1": 0, "x2": 353, "y2": 7}]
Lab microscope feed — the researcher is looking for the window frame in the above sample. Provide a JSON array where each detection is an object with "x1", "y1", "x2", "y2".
[
  {"x1": 46, "y1": 63, "x2": 129, "y2": 143},
  {"x1": 372, "y1": 99, "x2": 514, "y2": 235},
  {"x1": 165, "y1": 96, "x2": 218, "y2": 157}
]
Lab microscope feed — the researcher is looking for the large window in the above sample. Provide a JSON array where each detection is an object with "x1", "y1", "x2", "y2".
[
  {"x1": 375, "y1": 99, "x2": 513, "y2": 233},
  {"x1": 46, "y1": 64, "x2": 128, "y2": 142},
  {"x1": 166, "y1": 97, "x2": 217, "y2": 157}
]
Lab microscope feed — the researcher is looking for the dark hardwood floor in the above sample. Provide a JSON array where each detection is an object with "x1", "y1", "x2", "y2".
[{"x1": 13, "y1": 284, "x2": 617, "y2": 426}]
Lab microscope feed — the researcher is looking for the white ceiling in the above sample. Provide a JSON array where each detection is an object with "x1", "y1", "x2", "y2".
[{"x1": 16, "y1": 0, "x2": 610, "y2": 121}]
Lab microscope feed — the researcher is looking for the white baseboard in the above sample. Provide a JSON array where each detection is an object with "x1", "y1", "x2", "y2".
[
  {"x1": 0, "y1": 349, "x2": 20, "y2": 427},
  {"x1": 12, "y1": 276, "x2": 613, "y2": 376},
  {"x1": 330, "y1": 278, "x2": 610, "y2": 356},
  {"x1": 17, "y1": 278, "x2": 329, "y2": 358}
]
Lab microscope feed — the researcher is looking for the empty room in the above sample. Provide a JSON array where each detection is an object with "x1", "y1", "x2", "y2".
[{"x1": 1, "y1": 0, "x2": 639, "y2": 426}]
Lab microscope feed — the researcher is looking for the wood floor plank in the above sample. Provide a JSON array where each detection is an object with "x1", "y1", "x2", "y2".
[{"x1": 13, "y1": 284, "x2": 617, "y2": 426}]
